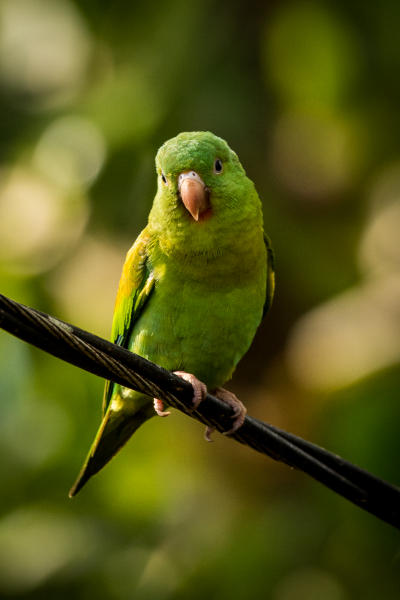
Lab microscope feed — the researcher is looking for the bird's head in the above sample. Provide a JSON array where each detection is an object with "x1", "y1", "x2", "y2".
[{"x1": 149, "y1": 131, "x2": 262, "y2": 258}]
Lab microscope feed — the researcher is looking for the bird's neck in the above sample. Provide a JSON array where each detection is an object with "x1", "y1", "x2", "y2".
[{"x1": 148, "y1": 218, "x2": 265, "y2": 285}]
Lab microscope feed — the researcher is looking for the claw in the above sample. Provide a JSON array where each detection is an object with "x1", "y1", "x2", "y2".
[
  {"x1": 213, "y1": 387, "x2": 247, "y2": 435},
  {"x1": 153, "y1": 398, "x2": 171, "y2": 417},
  {"x1": 173, "y1": 371, "x2": 207, "y2": 410}
]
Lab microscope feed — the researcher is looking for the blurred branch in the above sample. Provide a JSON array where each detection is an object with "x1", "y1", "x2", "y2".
[{"x1": 1, "y1": 293, "x2": 400, "y2": 530}]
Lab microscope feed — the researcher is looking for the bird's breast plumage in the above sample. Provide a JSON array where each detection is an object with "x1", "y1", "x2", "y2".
[{"x1": 129, "y1": 237, "x2": 266, "y2": 390}]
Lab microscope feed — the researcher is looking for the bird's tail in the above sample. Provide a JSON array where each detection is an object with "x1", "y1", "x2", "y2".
[{"x1": 69, "y1": 392, "x2": 154, "y2": 497}]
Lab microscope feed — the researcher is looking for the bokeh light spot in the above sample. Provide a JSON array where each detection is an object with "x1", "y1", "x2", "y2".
[
  {"x1": 270, "y1": 111, "x2": 354, "y2": 201},
  {"x1": 263, "y1": 3, "x2": 362, "y2": 108},
  {"x1": 0, "y1": 166, "x2": 89, "y2": 274},
  {"x1": 0, "y1": 509, "x2": 97, "y2": 593},
  {"x1": 287, "y1": 277, "x2": 400, "y2": 391},
  {"x1": 34, "y1": 115, "x2": 107, "y2": 189},
  {"x1": 0, "y1": 0, "x2": 91, "y2": 107}
]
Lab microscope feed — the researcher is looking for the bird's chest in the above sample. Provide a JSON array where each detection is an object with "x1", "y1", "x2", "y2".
[{"x1": 130, "y1": 261, "x2": 265, "y2": 389}]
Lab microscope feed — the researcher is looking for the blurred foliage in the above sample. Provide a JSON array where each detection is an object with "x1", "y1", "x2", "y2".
[{"x1": 0, "y1": 0, "x2": 399, "y2": 598}]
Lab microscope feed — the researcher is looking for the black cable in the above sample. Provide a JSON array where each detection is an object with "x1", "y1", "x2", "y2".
[{"x1": 1, "y1": 293, "x2": 399, "y2": 529}]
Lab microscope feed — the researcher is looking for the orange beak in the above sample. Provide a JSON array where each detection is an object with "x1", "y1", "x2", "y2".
[{"x1": 178, "y1": 171, "x2": 210, "y2": 221}]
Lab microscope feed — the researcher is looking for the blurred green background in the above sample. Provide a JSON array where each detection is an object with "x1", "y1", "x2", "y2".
[{"x1": 0, "y1": 0, "x2": 400, "y2": 598}]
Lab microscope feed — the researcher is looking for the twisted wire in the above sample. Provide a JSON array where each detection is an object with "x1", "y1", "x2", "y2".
[{"x1": 1, "y1": 293, "x2": 399, "y2": 529}]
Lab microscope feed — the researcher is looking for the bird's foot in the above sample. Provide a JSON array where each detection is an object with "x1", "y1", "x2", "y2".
[
  {"x1": 154, "y1": 371, "x2": 207, "y2": 420},
  {"x1": 206, "y1": 387, "x2": 247, "y2": 439},
  {"x1": 174, "y1": 371, "x2": 213, "y2": 440},
  {"x1": 153, "y1": 398, "x2": 171, "y2": 417},
  {"x1": 172, "y1": 374, "x2": 246, "y2": 441},
  {"x1": 173, "y1": 371, "x2": 207, "y2": 410}
]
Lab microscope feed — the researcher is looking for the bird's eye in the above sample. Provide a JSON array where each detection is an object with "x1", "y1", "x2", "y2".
[
  {"x1": 161, "y1": 172, "x2": 167, "y2": 184},
  {"x1": 213, "y1": 159, "x2": 223, "y2": 174}
]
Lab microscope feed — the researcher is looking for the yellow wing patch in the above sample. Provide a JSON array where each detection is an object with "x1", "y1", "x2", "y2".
[
  {"x1": 263, "y1": 234, "x2": 275, "y2": 317},
  {"x1": 112, "y1": 228, "x2": 154, "y2": 342},
  {"x1": 103, "y1": 227, "x2": 155, "y2": 415}
]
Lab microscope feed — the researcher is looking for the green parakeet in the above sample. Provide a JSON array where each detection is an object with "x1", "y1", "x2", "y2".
[{"x1": 69, "y1": 131, "x2": 274, "y2": 496}]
